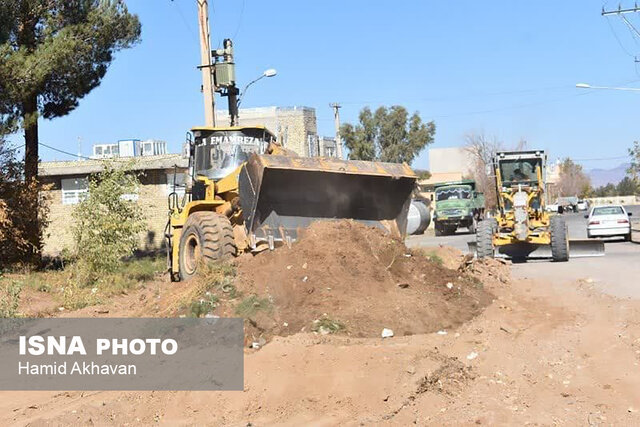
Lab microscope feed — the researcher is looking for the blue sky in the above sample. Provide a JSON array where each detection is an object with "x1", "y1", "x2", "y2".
[{"x1": 14, "y1": 0, "x2": 640, "y2": 170}]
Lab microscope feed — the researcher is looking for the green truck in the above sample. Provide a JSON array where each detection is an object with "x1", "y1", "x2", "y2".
[{"x1": 433, "y1": 180, "x2": 485, "y2": 236}]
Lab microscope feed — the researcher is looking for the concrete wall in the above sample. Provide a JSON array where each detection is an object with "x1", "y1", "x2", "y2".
[
  {"x1": 429, "y1": 147, "x2": 474, "y2": 176},
  {"x1": 216, "y1": 106, "x2": 318, "y2": 157},
  {"x1": 41, "y1": 168, "x2": 185, "y2": 256},
  {"x1": 587, "y1": 196, "x2": 640, "y2": 207}
]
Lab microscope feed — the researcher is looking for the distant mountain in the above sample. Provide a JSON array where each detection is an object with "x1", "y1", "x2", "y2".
[{"x1": 587, "y1": 163, "x2": 630, "y2": 188}]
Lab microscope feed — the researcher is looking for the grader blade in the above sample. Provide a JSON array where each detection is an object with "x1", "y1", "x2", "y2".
[
  {"x1": 239, "y1": 154, "x2": 417, "y2": 249},
  {"x1": 467, "y1": 239, "x2": 605, "y2": 259}
]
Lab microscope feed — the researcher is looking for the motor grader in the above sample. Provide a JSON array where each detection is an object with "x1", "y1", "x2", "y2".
[
  {"x1": 472, "y1": 150, "x2": 603, "y2": 261},
  {"x1": 165, "y1": 126, "x2": 417, "y2": 281}
]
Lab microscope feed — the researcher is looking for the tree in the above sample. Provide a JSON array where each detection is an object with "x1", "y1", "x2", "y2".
[
  {"x1": 0, "y1": 1, "x2": 141, "y2": 180},
  {"x1": 628, "y1": 140, "x2": 640, "y2": 180},
  {"x1": 616, "y1": 176, "x2": 639, "y2": 196},
  {"x1": 464, "y1": 133, "x2": 502, "y2": 209},
  {"x1": 340, "y1": 106, "x2": 436, "y2": 164},
  {"x1": 0, "y1": 0, "x2": 141, "y2": 260},
  {"x1": 558, "y1": 158, "x2": 590, "y2": 198},
  {"x1": 413, "y1": 169, "x2": 431, "y2": 180},
  {"x1": 72, "y1": 161, "x2": 146, "y2": 276},
  {"x1": 0, "y1": 138, "x2": 50, "y2": 267},
  {"x1": 593, "y1": 183, "x2": 617, "y2": 198}
]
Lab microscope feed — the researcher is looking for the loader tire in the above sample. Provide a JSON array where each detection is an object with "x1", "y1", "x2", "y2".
[
  {"x1": 178, "y1": 212, "x2": 237, "y2": 281},
  {"x1": 476, "y1": 219, "x2": 495, "y2": 259},
  {"x1": 550, "y1": 215, "x2": 569, "y2": 262}
]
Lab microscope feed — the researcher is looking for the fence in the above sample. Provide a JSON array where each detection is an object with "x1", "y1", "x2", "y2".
[{"x1": 587, "y1": 196, "x2": 640, "y2": 207}]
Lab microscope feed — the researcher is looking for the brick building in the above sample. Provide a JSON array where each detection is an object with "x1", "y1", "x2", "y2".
[
  {"x1": 39, "y1": 155, "x2": 188, "y2": 255},
  {"x1": 39, "y1": 106, "x2": 338, "y2": 255},
  {"x1": 216, "y1": 106, "x2": 332, "y2": 157}
]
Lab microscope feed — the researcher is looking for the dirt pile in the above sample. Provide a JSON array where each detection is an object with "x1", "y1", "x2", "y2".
[{"x1": 231, "y1": 220, "x2": 494, "y2": 341}]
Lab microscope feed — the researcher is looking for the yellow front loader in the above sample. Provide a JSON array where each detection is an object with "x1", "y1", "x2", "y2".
[
  {"x1": 471, "y1": 150, "x2": 604, "y2": 261},
  {"x1": 166, "y1": 126, "x2": 417, "y2": 281}
]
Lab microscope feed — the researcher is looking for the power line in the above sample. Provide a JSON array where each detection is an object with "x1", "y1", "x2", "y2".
[
  {"x1": 39, "y1": 142, "x2": 92, "y2": 160},
  {"x1": 621, "y1": 14, "x2": 640, "y2": 40},
  {"x1": 170, "y1": 0, "x2": 197, "y2": 36},
  {"x1": 427, "y1": 91, "x2": 594, "y2": 119},
  {"x1": 571, "y1": 155, "x2": 629, "y2": 162},
  {"x1": 232, "y1": 0, "x2": 246, "y2": 40},
  {"x1": 323, "y1": 84, "x2": 587, "y2": 109},
  {"x1": 1, "y1": 143, "x2": 24, "y2": 154},
  {"x1": 605, "y1": 16, "x2": 637, "y2": 57}
]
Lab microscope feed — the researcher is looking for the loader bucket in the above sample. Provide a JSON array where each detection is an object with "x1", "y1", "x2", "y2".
[
  {"x1": 238, "y1": 154, "x2": 417, "y2": 248},
  {"x1": 467, "y1": 239, "x2": 605, "y2": 259}
]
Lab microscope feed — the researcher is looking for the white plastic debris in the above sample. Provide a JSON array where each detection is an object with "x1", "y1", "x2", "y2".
[
  {"x1": 251, "y1": 337, "x2": 267, "y2": 349},
  {"x1": 381, "y1": 328, "x2": 394, "y2": 338},
  {"x1": 467, "y1": 351, "x2": 479, "y2": 360},
  {"x1": 437, "y1": 330, "x2": 448, "y2": 335},
  {"x1": 446, "y1": 282, "x2": 454, "y2": 289},
  {"x1": 302, "y1": 276, "x2": 309, "y2": 282}
]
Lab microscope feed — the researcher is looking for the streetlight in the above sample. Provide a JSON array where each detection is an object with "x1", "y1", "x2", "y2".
[
  {"x1": 576, "y1": 82, "x2": 640, "y2": 91},
  {"x1": 237, "y1": 68, "x2": 278, "y2": 108}
]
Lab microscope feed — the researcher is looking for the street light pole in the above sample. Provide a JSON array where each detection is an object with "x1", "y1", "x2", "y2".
[{"x1": 237, "y1": 69, "x2": 277, "y2": 109}]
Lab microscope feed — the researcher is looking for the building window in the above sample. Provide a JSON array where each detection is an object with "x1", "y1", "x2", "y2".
[
  {"x1": 324, "y1": 146, "x2": 336, "y2": 158},
  {"x1": 61, "y1": 178, "x2": 89, "y2": 205},
  {"x1": 166, "y1": 172, "x2": 187, "y2": 196},
  {"x1": 307, "y1": 133, "x2": 319, "y2": 157}
]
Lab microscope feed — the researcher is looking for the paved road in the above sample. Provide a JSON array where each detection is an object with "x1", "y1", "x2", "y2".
[{"x1": 406, "y1": 205, "x2": 640, "y2": 299}]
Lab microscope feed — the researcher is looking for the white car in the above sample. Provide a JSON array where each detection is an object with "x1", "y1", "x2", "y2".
[
  {"x1": 577, "y1": 200, "x2": 589, "y2": 211},
  {"x1": 586, "y1": 205, "x2": 632, "y2": 241},
  {"x1": 546, "y1": 203, "x2": 559, "y2": 213}
]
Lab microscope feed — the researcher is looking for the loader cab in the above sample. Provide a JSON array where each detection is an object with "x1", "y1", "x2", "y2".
[{"x1": 191, "y1": 126, "x2": 276, "y2": 181}]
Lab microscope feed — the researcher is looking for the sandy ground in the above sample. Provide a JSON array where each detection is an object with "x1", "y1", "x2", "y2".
[{"x1": 3, "y1": 257, "x2": 640, "y2": 425}]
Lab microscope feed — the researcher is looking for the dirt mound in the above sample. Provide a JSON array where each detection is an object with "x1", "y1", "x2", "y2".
[{"x1": 232, "y1": 220, "x2": 493, "y2": 341}]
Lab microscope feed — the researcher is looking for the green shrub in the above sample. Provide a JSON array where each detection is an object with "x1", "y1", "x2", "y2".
[
  {"x1": 423, "y1": 251, "x2": 443, "y2": 266},
  {"x1": 312, "y1": 316, "x2": 345, "y2": 334},
  {"x1": 235, "y1": 295, "x2": 272, "y2": 318},
  {"x1": 71, "y1": 160, "x2": 146, "y2": 280},
  {"x1": 189, "y1": 293, "x2": 220, "y2": 317},
  {"x1": 0, "y1": 281, "x2": 22, "y2": 317}
]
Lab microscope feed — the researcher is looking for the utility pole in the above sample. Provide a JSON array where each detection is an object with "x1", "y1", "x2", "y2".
[
  {"x1": 197, "y1": 0, "x2": 215, "y2": 127},
  {"x1": 602, "y1": 4, "x2": 640, "y2": 15},
  {"x1": 330, "y1": 103, "x2": 343, "y2": 159},
  {"x1": 602, "y1": 4, "x2": 640, "y2": 63}
]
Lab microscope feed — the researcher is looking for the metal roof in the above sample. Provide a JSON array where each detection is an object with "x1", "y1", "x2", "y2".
[{"x1": 39, "y1": 154, "x2": 189, "y2": 177}]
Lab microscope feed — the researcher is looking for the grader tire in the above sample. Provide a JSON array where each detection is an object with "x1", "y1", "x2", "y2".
[
  {"x1": 476, "y1": 219, "x2": 495, "y2": 259},
  {"x1": 178, "y1": 212, "x2": 237, "y2": 281},
  {"x1": 550, "y1": 215, "x2": 569, "y2": 262}
]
